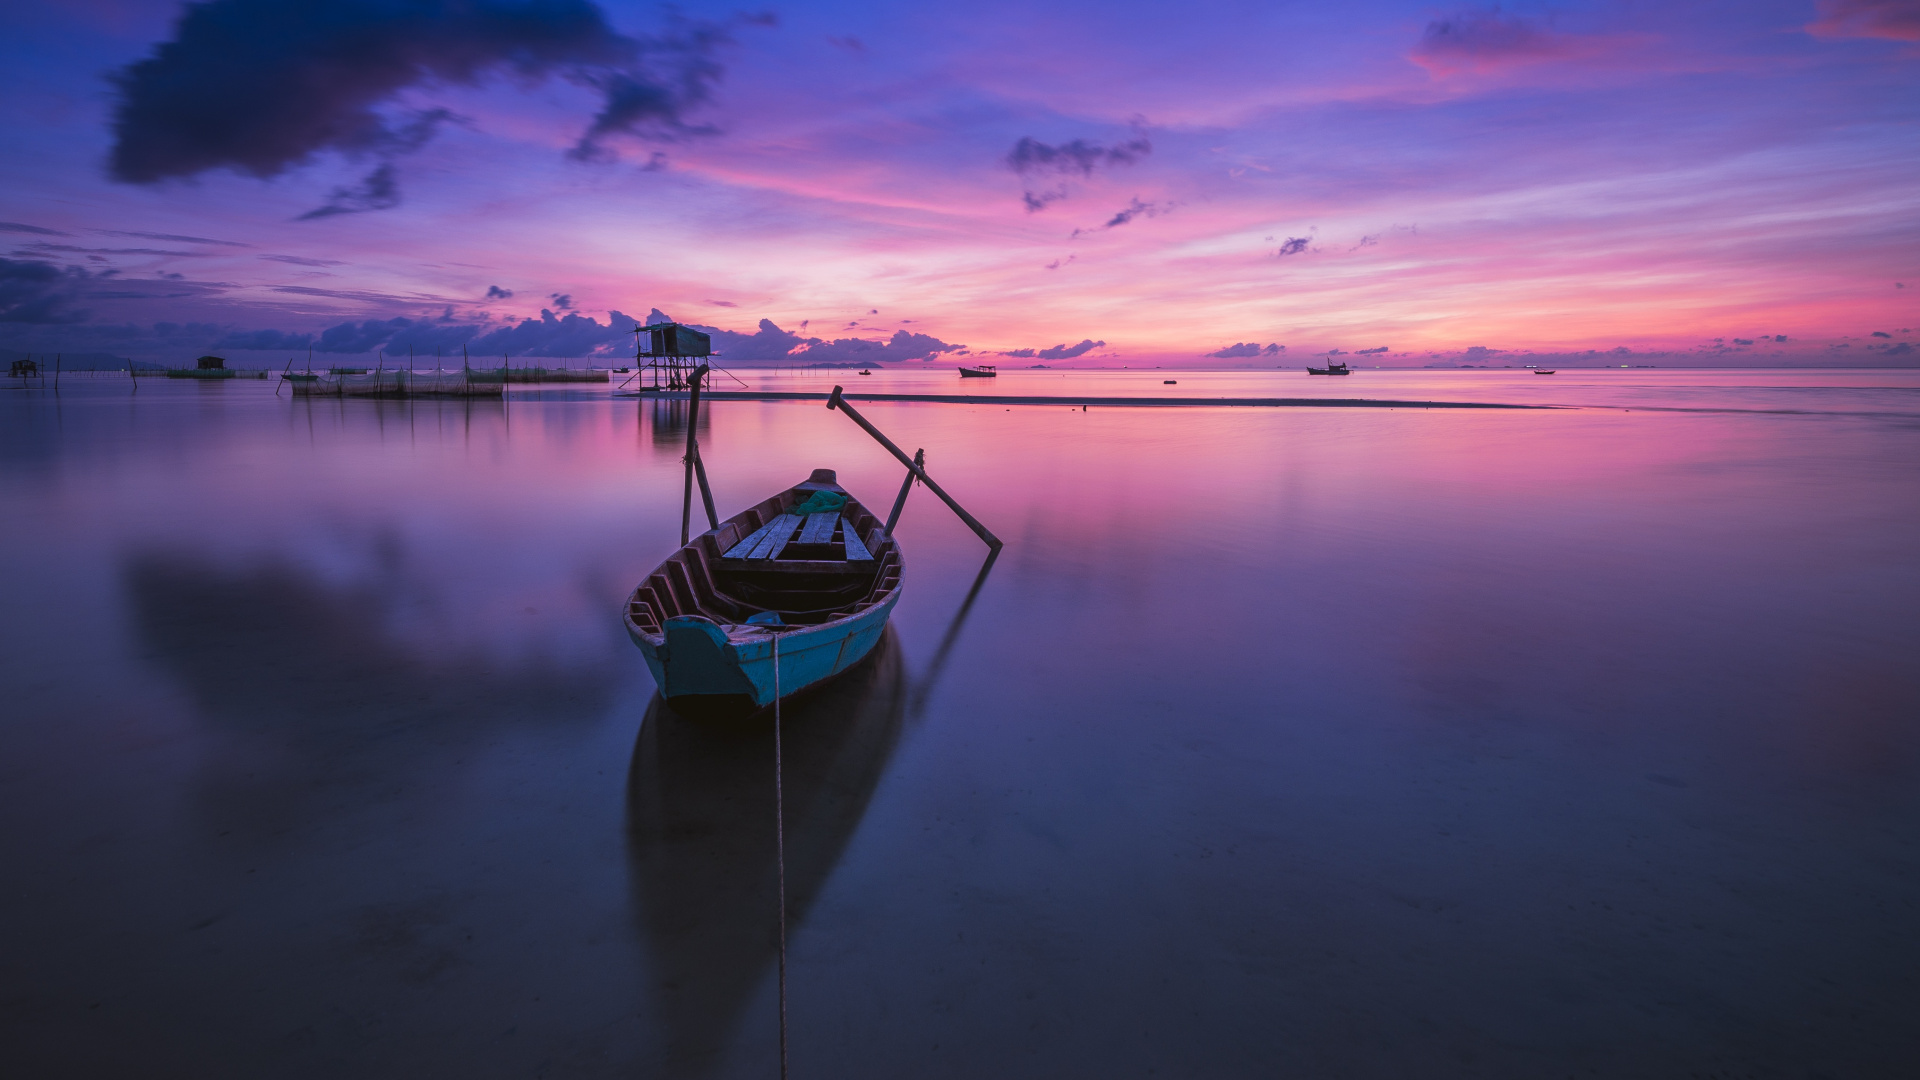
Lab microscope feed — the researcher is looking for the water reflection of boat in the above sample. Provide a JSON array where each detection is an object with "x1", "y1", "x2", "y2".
[
  {"x1": 625, "y1": 469, "x2": 902, "y2": 718},
  {"x1": 1306, "y1": 362, "x2": 1350, "y2": 375},
  {"x1": 627, "y1": 631, "x2": 904, "y2": 1072},
  {"x1": 957, "y1": 365, "x2": 997, "y2": 377}
]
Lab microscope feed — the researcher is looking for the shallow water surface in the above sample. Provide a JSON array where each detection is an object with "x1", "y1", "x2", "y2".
[{"x1": 2, "y1": 371, "x2": 1917, "y2": 1077}]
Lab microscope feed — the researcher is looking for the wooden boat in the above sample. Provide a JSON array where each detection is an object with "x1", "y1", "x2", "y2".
[
  {"x1": 957, "y1": 365, "x2": 997, "y2": 377},
  {"x1": 624, "y1": 469, "x2": 903, "y2": 718},
  {"x1": 857, "y1": 369, "x2": 872, "y2": 375},
  {"x1": 1306, "y1": 362, "x2": 1350, "y2": 375},
  {"x1": 1533, "y1": 369, "x2": 1556, "y2": 375}
]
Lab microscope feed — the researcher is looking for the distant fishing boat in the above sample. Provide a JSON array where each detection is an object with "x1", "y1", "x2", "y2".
[
  {"x1": 958, "y1": 365, "x2": 997, "y2": 377},
  {"x1": 858, "y1": 369, "x2": 872, "y2": 375},
  {"x1": 1533, "y1": 369, "x2": 1556, "y2": 375},
  {"x1": 625, "y1": 469, "x2": 903, "y2": 718},
  {"x1": 1306, "y1": 361, "x2": 1350, "y2": 375}
]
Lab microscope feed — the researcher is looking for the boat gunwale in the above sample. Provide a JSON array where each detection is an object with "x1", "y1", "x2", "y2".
[{"x1": 623, "y1": 479, "x2": 903, "y2": 651}]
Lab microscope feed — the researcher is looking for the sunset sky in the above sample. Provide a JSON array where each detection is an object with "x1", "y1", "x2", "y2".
[{"x1": 1, "y1": 0, "x2": 1915, "y2": 366}]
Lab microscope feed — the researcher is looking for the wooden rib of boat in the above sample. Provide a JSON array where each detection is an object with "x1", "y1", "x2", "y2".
[
  {"x1": 624, "y1": 468, "x2": 903, "y2": 718},
  {"x1": 957, "y1": 365, "x2": 997, "y2": 377}
]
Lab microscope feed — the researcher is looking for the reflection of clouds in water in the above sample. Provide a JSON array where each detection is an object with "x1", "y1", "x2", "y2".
[
  {"x1": 122, "y1": 540, "x2": 623, "y2": 841},
  {"x1": 627, "y1": 630, "x2": 904, "y2": 1075}
]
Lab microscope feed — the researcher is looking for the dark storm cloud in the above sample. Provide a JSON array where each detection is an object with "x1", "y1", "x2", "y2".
[
  {"x1": 108, "y1": 0, "x2": 758, "y2": 212},
  {"x1": 567, "y1": 14, "x2": 772, "y2": 160},
  {"x1": 0, "y1": 259, "x2": 92, "y2": 324},
  {"x1": 214, "y1": 328, "x2": 317, "y2": 351},
  {"x1": 486, "y1": 285, "x2": 513, "y2": 299}
]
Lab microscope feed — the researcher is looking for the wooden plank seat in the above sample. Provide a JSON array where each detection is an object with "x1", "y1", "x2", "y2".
[
  {"x1": 721, "y1": 511, "x2": 874, "y2": 562},
  {"x1": 843, "y1": 523, "x2": 873, "y2": 561},
  {"x1": 796, "y1": 511, "x2": 839, "y2": 545},
  {"x1": 723, "y1": 513, "x2": 801, "y2": 559}
]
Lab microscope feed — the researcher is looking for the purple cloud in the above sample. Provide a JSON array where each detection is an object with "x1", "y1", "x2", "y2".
[
  {"x1": 1035, "y1": 339, "x2": 1104, "y2": 360},
  {"x1": 0, "y1": 259, "x2": 92, "y2": 324},
  {"x1": 1206, "y1": 342, "x2": 1283, "y2": 358},
  {"x1": 1808, "y1": 0, "x2": 1920, "y2": 41},
  {"x1": 109, "y1": 0, "x2": 758, "y2": 214},
  {"x1": 1007, "y1": 125, "x2": 1152, "y2": 212},
  {"x1": 1410, "y1": 8, "x2": 1621, "y2": 75}
]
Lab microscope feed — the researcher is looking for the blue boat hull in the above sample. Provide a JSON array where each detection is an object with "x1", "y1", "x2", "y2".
[
  {"x1": 624, "y1": 470, "x2": 904, "y2": 719},
  {"x1": 629, "y1": 591, "x2": 899, "y2": 716}
]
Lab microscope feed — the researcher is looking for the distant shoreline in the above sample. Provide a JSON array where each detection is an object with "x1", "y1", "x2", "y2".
[{"x1": 642, "y1": 390, "x2": 1550, "y2": 409}]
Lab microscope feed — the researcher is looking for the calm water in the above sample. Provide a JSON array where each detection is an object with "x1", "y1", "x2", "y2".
[{"x1": 3, "y1": 371, "x2": 1917, "y2": 1078}]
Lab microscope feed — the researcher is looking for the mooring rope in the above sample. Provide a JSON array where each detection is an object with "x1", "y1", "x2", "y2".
[{"x1": 772, "y1": 633, "x2": 790, "y2": 1080}]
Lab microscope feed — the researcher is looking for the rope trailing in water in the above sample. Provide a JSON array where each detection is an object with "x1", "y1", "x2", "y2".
[{"x1": 773, "y1": 633, "x2": 790, "y2": 1080}]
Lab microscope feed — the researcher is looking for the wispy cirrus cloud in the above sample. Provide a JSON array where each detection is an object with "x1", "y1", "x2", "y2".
[{"x1": 102, "y1": 230, "x2": 250, "y2": 247}]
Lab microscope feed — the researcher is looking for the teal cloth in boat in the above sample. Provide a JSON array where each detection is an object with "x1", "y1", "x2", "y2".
[
  {"x1": 789, "y1": 490, "x2": 847, "y2": 515},
  {"x1": 746, "y1": 611, "x2": 785, "y2": 626}
]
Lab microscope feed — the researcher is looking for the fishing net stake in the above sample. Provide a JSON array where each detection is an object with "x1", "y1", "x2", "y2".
[{"x1": 680, "y1": 365, "x2": 720, "y2": 545}]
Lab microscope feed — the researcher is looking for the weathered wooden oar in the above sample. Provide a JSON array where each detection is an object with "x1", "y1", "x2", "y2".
[{"x1": 827, "y1": 386, "x2": 1002, "y2": 551}]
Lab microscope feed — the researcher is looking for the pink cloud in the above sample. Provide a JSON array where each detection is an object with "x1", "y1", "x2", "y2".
[
  {"x1": 1410, "y1": 8, "x2": 1627, "y2": 77},
  {"x1": 1807, "y1": 0, "x2": 1920, "y2": 41}
]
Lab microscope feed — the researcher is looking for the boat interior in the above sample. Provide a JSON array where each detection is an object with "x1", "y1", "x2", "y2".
[{"x1": 626, "y1": 470, "x2": 902, "y2": 637}]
